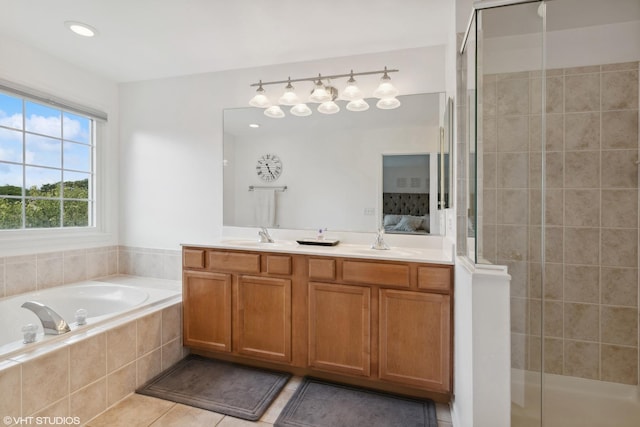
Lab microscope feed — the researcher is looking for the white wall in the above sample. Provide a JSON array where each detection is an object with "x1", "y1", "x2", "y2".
[
  {"x1": 0, "y1": 35, "x2": 119, "y2": 256},
  {"x1": 118, "y1": 46, "x2": 447, "y2": 249}
]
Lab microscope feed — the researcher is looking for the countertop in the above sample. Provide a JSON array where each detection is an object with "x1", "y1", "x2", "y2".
[{"x1": 182, "y1": 238, "x2": 454, "y2": 265}]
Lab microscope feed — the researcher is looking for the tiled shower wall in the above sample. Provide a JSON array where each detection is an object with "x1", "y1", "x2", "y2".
[
  {"x1": 0, "y1": 246, "x2": 181, "y2": 298},
  {"x1": 482, "y1": 61, "x2": 639, "y2": 384}
]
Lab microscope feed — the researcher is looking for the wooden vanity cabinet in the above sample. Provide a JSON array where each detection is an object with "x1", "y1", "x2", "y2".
[{"x1": 182, "y1": 246, "x2": 453, "y2": 398}]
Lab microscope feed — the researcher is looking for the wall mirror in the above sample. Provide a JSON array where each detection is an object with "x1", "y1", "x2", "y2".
[{"x1": 223, "y1": 92, "x2": 450, "y2": 234}]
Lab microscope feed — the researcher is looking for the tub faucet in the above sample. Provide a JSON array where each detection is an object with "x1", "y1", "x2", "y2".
[
  {"x1": 21, "y1": 301, "x2": 71, "y2": 335},
  {"x1": 258, "y1": 227, "x2": 274, "y2": 243}
]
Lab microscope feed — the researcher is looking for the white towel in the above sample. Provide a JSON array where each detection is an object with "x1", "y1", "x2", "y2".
[{"x1": 253, "y1": 189, "x2": 276, "y2": 227}]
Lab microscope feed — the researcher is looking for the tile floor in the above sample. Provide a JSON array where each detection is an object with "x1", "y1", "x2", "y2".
[{"x1": 87, "y1": 376, "x2": 453, "y2": 427}]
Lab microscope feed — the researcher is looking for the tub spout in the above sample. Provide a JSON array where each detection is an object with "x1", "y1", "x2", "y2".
[{"x1": 21, "y1": 301, "x2": 71, "y2": 335}]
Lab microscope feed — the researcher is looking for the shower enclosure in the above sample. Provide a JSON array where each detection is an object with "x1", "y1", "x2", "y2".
[{"x1": 459, "y1": 0, "x2": 640, "y2": 425}]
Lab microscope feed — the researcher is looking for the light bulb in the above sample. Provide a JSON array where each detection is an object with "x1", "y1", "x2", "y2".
[
  {"x1": 249, "y1": 82, "x2": 271, "y2": 108},
  {"x1": 318, "y1": 101, "x2": 340, "y2": 115},
  {"x1": 341, "y1": 72, "x2": 363, "y2": 101},
  {"x1": 290, "y1": 103, "x2": 312, "y2": 117},
  {"x1": 264, "y1": 105, "x2": 285, "y2": 118},
  {"x1": 278, "y1": 79, "x2": 300, "y2": 106},
  {"x1": 309, "y1": 77, "x2": 331, "y2": 103},
  {"x1": 346, "y1": 99, "x2": 370, "y2": 112},
  {"x1": 376, "y1": 97, "x2": 401, "y2": 110},
  {"x1": 373, "y1": 68, "x2": 399, "y2": 99}
]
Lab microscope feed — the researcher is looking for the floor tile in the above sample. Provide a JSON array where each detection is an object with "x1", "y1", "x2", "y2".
[
  {"x1": 436, "y1": 402, "x2": 452, "y2": 422},
  {"x1": 86, "y1": 394, "x2": 174, "y2": 427},
  {"x1": 439, "y1": 422, "x2": 453, "y2": 427},
  {"x1": 217, "y1": 416, "x2": 272, "y2": 426},
  {"x1": 149, "y1": 403, "x2": 225, "y2": 426},
  {"x1": 284, "y1": 376, "x2": 302, "y2": 391},
  {"x1": 260, "y1": 388, "x2": 295, "y2": 424}
]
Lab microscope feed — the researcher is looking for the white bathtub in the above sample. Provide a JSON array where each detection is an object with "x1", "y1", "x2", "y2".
[{"x1": 0, "y1": 278, "x2": 181, "y2": 360}]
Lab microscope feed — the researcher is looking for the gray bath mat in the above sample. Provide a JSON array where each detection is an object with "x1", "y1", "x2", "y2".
[
  {"x1": 136, "y1": 355, "x2": 291, "y2": 421},
  {"x1": 275, "y1": 377, "x2": 438, "y2": 427}
]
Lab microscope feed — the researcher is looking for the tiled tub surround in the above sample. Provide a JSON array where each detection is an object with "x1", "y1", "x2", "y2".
[
  {"x1": 0, "y1": 246, "x2": 181, "y2": 298},
  {"x1": 0, "y1": 276, "x2": 184, "y2": 426},
  {"x1": 481, "y1": 61, "x2": 639, "y2": 384}
]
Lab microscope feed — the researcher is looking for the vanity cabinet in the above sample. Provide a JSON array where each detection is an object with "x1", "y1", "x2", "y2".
[{"x1": 182, "y1": 245, "x2": 453, "y2": 399}]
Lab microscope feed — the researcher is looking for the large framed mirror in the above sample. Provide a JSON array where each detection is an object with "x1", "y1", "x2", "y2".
[{"x1": 223, "y1": 92, "x2": 451, "y2": 234}]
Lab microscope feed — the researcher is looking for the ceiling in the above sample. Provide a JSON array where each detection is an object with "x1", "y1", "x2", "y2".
[{"x1": 0, "y1": 0, "x2": 452, "y2": 83}]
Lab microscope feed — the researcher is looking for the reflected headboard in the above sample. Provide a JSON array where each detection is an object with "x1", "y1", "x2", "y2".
[{"x1": 382, "y1": 193, "x2": 429, "y2": 216}]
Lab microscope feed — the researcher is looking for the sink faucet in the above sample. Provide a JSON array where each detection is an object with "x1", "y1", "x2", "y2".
[
  {"x1": 371, "y1": 228, "x2": 390, "y2": 250},
  {"x1": 21, "y1": 301, "x2": 71, "y2": 335},
  {"x1": 258, "y1": 227, "x2": 274, "y2": 243}
]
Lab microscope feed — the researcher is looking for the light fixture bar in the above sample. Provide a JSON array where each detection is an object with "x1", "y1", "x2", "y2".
[{"x1": 249, "y1": 68, "x2": 399, "y2": 87}]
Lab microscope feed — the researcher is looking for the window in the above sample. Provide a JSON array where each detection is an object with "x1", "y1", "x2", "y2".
[{"x1": 0, "y1": 91, "x2": 95, "y2": 230}]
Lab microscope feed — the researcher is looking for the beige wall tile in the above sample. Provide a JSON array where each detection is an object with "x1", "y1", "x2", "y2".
[
  {"x1": 483, "y1": 78, "x2": 497, "y2": 117},
  {"x1": 601, "y1": 306, "x2": 638, "y2": 346},
  {"x1": 564, "y1": 265, "x2": 599, "y2": 304},
  {"x1": 565, "y1": 112, "x2": 600, "y2": 151},
  {"x1": 162, "y1": 253, "x2": 182, "y2": 281},
  {"x1": 498, "y1": 152, "x2": 529, "y2": 189},
  {"x1": 87, "y1": 251, "x2": 108, "y2": 279},
  {"x1": 545, "y1": 301, "x2": 563, "y2": 338},
  {"x1": 161, "y1": 339, "x2": 185, "y2": 371},
  {"x1": 136, "y1": 349, "x2": 162, "y2": 387},
  {"x1": 544, "y1": 337, "x2": 564, "y2": 375},
  {"x1": 36, "y1": 254, "x2": 63, "y2": 289},
  {"x1": 31, "y1": 397, "x2": 69, "y2": 420},
  {"x1": 531, "y1": 77, "x2": 564, "y2": 114},
  {"x1": 22, "y1": 348, "x2": 69, "y2": 415},
  {"x1": 511, "y1": 297, "x2": 527, "y2": 334},
  {"x1": 107, "y1": 250, "x2": 118, "y2": 276},
  {"x1": 602, "y1": 70, "x2": 639, "y2": 111},
  {"x1": 162, "y1": 304, "x2": 181, "y2": 344},
  {"x1": 528, "y1": 335, "x2": 541, "y2": 371},
  {"x1": 564, "y1": 151, "x2": 600, "y2": 189},
  {"x1": 601, "y1": 345, "x2": 638, "y2": 385},
  {"x1": 5, "y1": 256, "x2": 37, "y2": 296},
  {"x1": 106, "y1": 323, "x2": 137, "y2": 373},
  {"x1": 70, "y1": 378, "x2": 107, "y2": 425},
  {"x1": 564, "y1": 340, "x2": 599, "y2": 380},
  {"x1": 601, "y1": 267, "x2": 638, "y2": 307},
  {"x1": 497, "y1": 225, "x2": 528, "y2": 261},
  {"x1": 601, "y1": 228, "x2": 638, "y2": 268},
  {"x1": 498, "y1": 115, "x2": 529, "y2": 152},
  {"x1": 529, "y1": 299, "x2": 542, "y2": 336},
  {"x1": 137, "y1": 312, "x2": 162, "y2": 357},
  {"x1": 602, "y1": 62, "x2": 639, "y2": 72},
  {"x1": 602, "y1": 110, "x2": 639, "y2": 149},
  {"x1": 484, "y1": 116, "x2": 497, "y2": 152},
  {"x1": 483, "y1": 189, "x2": 497, "y2": 225},
  {"x1": 544, "y1": 263, "x2": 563, "y2": 300},
  {"x1": 564, "y1": 303, "x2": 599, "y2": 341},
  {"x1": 601, "y1": 189, "x2": 638, "y2": 228},
  {"x1": 545, "y1": 189, "x2": 564, "y2": 226},
  {"x1": 497, "y1": 77, "x2": 529, "y2": 115},
  {"x1": 512, "y1": 333, "x2": 526, "y2": 370},
  {"x1": 483, "y1": 153, "x2": 497, "y2": 189},
  {"x1": 70, "y1": 333, "x2": 106, "y2": 392},
  {"x1": 0, "y1": 362, "x2": 21, "y2": 420},
  {"x1": 564, "y1": 189, "x2": 600, "y2": 227},
  {"x1": 106, "y1": 362, "x2": 136, "y2": 407},
  {"x1": 565, "y1": 65, "x2": 601, "y2": 75},
  {"x1": 507, "y1": 260, "x2": 528, "y2": 298},
  {"x1": 564, "y1": 227, "x2": 599, "y2": 265},
  {"x1": 63, "y1": 251, "x2": 86, "y2": 284},
  {"x1": 529, "y1": 114, "x2": 564, "y2": 153},
  {"x1": 565, "y1": 73, "x2": 600, "y2": 112},
  {"x1": 545, "y1": 152, "x2": 564, "y2": 189},
  {"x1": 0, "y1": 260, "x2": 5, "y2": 298},
  {"x1": 481, "y1": 225, "x2": 497, "y2": 262},
  {"x1": 498, "y1": 189, "x2": 528, "y2": 225},
  {"x1": 117, "y1": 250, "x2": 132, "y2": 275},
  {"x1": 602, "y1": 150, "x2": 638, "y2": 189}
]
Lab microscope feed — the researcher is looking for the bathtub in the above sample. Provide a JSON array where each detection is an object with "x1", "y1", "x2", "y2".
[{"x1": 0, "y1": 277, "x2": 181, "y2": 361}]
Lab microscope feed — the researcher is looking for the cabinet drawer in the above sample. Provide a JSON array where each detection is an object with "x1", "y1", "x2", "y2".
[
  {"x1": 266, "y1": 255, "x2": 292, "y2": 275},
  {"x1": 209, "y1": 251, "x2": 261, "y2": 273},
  {"x1": 308, "y1": 258, "x2": 336, "y2": 281},
  {"x1": 343, "y1": 260, "x2": 410, "y2": 288},
  {"x1": 417, "y1": 266, "x2": 452, "y2": 292},
  {"x1": 183, "y1": 249, "x2": 205, "y2": 269}
]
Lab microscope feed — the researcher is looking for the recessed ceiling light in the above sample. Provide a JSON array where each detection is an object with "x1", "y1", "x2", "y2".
[
  {"x1": 65, "y1": 21, "x2": 98, "y2": 37},
  {"x1": 249, "y1": 123, "x2": 260, "y2": 128}
]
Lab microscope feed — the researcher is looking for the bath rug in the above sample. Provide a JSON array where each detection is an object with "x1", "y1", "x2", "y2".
[
  {"x1": 136, "y1": 355, "x2": 291, "y2": 421},
  {"x1": 275, "y1": 377, "x2": 438, "y2": 427}
]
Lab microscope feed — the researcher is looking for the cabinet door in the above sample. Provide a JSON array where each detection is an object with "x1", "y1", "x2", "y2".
[
  {"x1": 183, "y1": 270, "x2": 232, "y2": 352},
  {"x1": 236, "y1": 275, "x2": 292, "y2": 363},
  {"x1": 309, "y1": 282, "x2": 371, "y2": 377},
  {"x1": 379, "y1": 289, "x2": 451, "y2": 392}
]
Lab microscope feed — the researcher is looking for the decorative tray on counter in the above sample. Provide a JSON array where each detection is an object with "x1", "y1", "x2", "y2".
[{"x1": 296, "y1": 238, "x2": 340, "y2": 246}]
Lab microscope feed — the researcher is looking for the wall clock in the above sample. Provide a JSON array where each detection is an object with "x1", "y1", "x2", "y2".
[{"x1": 256, "y1": 153, "x2": 282, "y2": 182}]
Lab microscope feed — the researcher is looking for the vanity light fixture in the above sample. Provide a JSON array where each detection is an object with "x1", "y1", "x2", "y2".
[
  {"x1": 248, "y1": 67, "x2": 399, "y2": 118},
  {"x1": 65, "y1": 21, "x2": 98, "y2": 37},
  {"x1": 249, "y1": 80, "x2": 271, "y2": 108}
]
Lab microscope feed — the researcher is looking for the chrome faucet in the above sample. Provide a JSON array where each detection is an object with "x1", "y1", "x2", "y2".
[
  {"x1": 258, "y1": 227, "x2": 274, "y2": 243},
  {"x1": 371, "y1": 228, "x2": 390, "y2": 250},
  {"x1": 21, "y1": 301, "x2": 71, "y2": 335}
]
